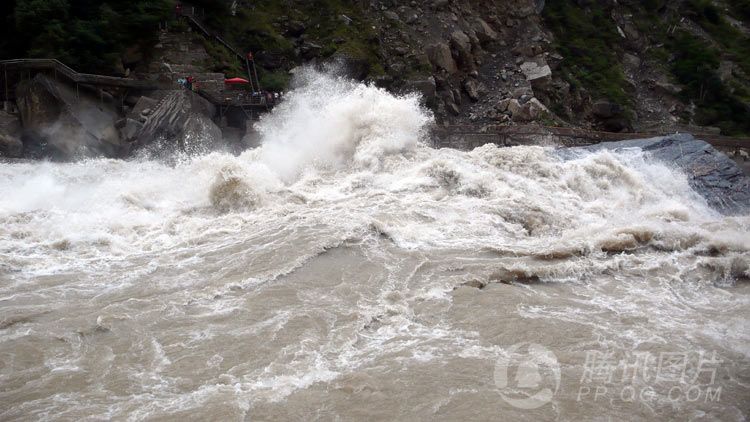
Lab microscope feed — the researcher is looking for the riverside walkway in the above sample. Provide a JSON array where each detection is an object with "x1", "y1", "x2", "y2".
[
  {"x1": 0, "y1": 58, "x2": 270, "y2": 110},
  {"x1": 1, "y1": 58, "x2": 162, "y2": 100}
]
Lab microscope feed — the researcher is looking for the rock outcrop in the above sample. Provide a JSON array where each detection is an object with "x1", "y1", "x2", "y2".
[
  {"x1": 582, "y1": 134, "x2": 750, "y2": 215},
  {"x1": 132, "y1": 90, "x2": 221, "y2": 156},
  {"x1": 0, "y1": 110, "x2": 23, "y2": 158},
  {"x1": 15, "y1": 74, "x2": 122, "y2": 159}
]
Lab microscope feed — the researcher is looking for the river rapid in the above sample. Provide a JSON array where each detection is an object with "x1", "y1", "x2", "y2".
[{"x1": 1, "y1": 72, "x2": 749, "y2": 421}]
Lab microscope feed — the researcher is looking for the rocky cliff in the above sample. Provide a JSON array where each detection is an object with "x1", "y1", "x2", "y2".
[{"x1": 203, "y1": 0, "x2": 748, "y2": 136}]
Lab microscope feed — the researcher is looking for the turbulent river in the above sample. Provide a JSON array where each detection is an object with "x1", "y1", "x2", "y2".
[{"x1": 1, "y1": 73, "x2": 749, "y2": 421}]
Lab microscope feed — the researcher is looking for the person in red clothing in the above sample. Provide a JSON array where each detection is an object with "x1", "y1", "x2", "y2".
[{"x1": 175, "y1": 2, "x2": 183, "y2": 18}]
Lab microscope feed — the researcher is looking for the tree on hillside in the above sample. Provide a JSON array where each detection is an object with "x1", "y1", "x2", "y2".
[{"x1": 9, "y1": 0, "x2": 172, "y2": 73}]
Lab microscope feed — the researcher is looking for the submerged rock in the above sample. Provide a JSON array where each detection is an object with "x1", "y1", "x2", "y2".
[{"x1": 582, "y1": 134, "x2": 750, "y2": 215}]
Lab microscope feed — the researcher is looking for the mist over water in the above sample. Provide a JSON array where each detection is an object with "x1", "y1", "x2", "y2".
[{"x1": 1, "y1": 71, "x2": 749, "y2": 421}]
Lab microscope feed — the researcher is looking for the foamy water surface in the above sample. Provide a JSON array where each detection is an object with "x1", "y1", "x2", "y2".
[{"x1": 1, "y1": 71, "x2": 749, "y2": 421}]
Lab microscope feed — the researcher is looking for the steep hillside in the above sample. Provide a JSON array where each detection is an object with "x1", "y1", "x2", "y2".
[
  {"x1": 192, "y1": 0, "x2": 749, "y2": 135},
  {"x1": 2, "y1": 0, "x2": 749, "y2": 136}
]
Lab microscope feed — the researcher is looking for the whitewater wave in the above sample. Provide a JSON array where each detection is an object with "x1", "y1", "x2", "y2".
[{"x1": 1, "y1": 69, "x2": 749, "y2": 421}]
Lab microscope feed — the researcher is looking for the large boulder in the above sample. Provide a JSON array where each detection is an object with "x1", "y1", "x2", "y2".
[
  {"x1": 581, "y1": 134, "x2": 750, "y2": 215},
  {"x1": 520, "y1": 60, "x2": 552, "y2": 88},
  {"x1": 132, "y1": 90, "x2": 221, "y2": 155},
  {"x1": 15, "y1": 74, "x2": 122, "y2": 159},
  {"x1": 404, "y1": 77, "x2": 437, "y2": 103},
  {"x1": 473, "y1": 18, "x2": 498, "y2": 45},
  {"x1": 427, "y1": 43, "x2": 458, "y2": 74},
  {"x1": 450, "y1": 30, "x2": 475, "y2": 70},
  {"x1": 592, "y1": 100, "x2": 622, "y2": 119},
  {"x1": 0, "y1": 133, "x2": 23, "y2": 158},
  {"x1": 0, "y1": 110, "x2": 23, "y2": 158},
  {"x1": 507, "y1": 97, "x2": 548, "y2": 121}
]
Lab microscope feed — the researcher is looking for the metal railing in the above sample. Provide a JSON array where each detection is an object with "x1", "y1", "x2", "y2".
[{"x1": 1, "y1": 58, "x2": 162, "y2": 90}]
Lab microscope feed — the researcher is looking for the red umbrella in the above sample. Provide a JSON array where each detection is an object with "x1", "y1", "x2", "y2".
[{"x1": 224, "y1": 77, "x2": 250, "y2": 84}]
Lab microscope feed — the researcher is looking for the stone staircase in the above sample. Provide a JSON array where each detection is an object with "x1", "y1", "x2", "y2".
[{"x1": 145, "y1": 31, "x2": 226, "y2": 97}]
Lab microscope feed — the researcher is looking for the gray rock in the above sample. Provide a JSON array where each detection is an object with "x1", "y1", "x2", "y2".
[
  {"x1": 579, "y1": 134, "x2": 750, "y2": 215},
  {"x1": 133, "y1": 98, "x2": 156, "y2": 118},
  {"x1": 473, "y1": 18, "x2": 498, "y2": 44},
  {"x1": 507, "y1": 97, "x2": 548, "y2": 121},
  {"x1": 450, "y1": 30, "x2": 473, "y2": 66},
  {"x1": 450, "y1": 30, "x2": 472, "y2": 55},
  {"x1": 404, "y1": 77, "x2": 437, "y2": 101},
  {"x1": 134, "y1": 90, "x2": 221, "y2": 156},
  {"x1": 118, "y1": 118, "x2": 144, "y2": 142},
  {"x1": 285, "y1": 20, "x2": 306, "y2": 37},
  {"x1": 462, "y1": 78, "x2": 483, "y2": 102},
  {"x1": 446, "y1": 100, "x2": 461, "y2": 116},
  {"x1": 592, "y1": 100, "x2": 622, "y2": 118},
  {"x1": 432, "y1": 0, "x2": 450, "y2": 10},
  {"x1": 384, "y1": 11, "x2": 400, "y2": 21},
  {"x1": 520, "y1": 60, "x2": 552, "y2": 87},
  {"x1": 0, "y1": 110, "x2": 23, "y2": 158},
  {"x1": 719, "y1": 61, "x2": 733, "y2": 82},
  {"x1": 622, "y1": 53, "x2": 641, "y2": 69},
  {"x1": 427, "y1": 43, "x2": 458, "y2": 74},
  {"x1": 653, "y1": 81, "x2": 683, "y2": 96},
  {"x1": 299, "y1": 41, "x2": 323, "y2": 59},
  {"x1": 0, "y1": 132, "x2": 23, "y2": 157},
  {"x1": 534, "y1": 0, "x2": 546, "y2": 13},
  {"x1": 15, "y1": 74, "x2": 122, "y2": 159}
]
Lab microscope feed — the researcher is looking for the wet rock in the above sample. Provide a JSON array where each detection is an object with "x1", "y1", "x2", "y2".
[
  {"x1": 15, "y1": 74, "x2": 122, "y2": 159},
  {"x1": 496, "y1": 98, "x2": 512, "y2": 112},
  {"x1": 427, "y1": 43, "x2": 458, "y2": 74},
  {"x1": 450, "y1": 30, "x2": 472, "y2": 55},
  {"x1": 130, "y1": 96, "x2": 158, "y2": 119},
  {"x1": 592, "y1": 100, "x2": 622, "y2": 119},
  {"x1": 0, "y1": 110, "x2": 21, "y2": 136},
  {"x1": 582, "y1": 134, "x2": 750, "y2": 215},
  {"x1": 133, "y1": 90, "x2": 220, "y2": 155},
  {"x1": 0, "y1": 132, "x2": 23, "y2": 157}
]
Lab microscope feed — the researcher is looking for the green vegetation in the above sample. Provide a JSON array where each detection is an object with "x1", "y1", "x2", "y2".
[
  {"x1": 3, "y1": 0, "x2": 172, "y2": 73},
  {"x1": 542, "y1": 0, "x2": 631, "y2": 112},
  {"x1": 259, "y1": 70, "x2": 291, "y2": 92},
  {"x1": 543, "y1": 0, "x2": 750, "y2": 135},
  {"x1": 197, "y1": 0, "x2": 380, "y2": 90},
  {"x1": 669, "y1": 31, "x2": 750, "y2": 135}
]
